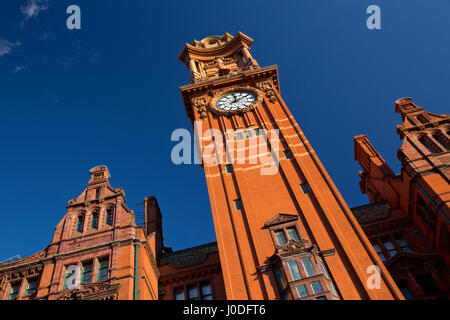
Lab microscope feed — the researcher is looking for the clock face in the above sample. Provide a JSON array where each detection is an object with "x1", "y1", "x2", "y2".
[{"x1": 216, "y1": 91, "x2": 257, "y2": 111}]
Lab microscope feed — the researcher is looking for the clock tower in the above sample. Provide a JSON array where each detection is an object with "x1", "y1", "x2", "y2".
[{"x1": 178, "y1": 32, "x2": 403, "y2": 300}]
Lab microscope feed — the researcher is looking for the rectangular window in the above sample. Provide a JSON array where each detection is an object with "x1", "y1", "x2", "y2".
[
  {"x1": 236, "y1": 132, "x2": 244, "y2": 141},
  {"x1": 201, "y1": 283, "x2": 213, "y2": 300},
  {"x1": 76, "y1": 215, "x2": 84, "y2": 233},
  {"x1": 310, "y1": 281, "x2": 324, "y2": 295},
  {"x1": 283, "y1": 150, "x2": 294, "y2": 159},
  {"x1": 225, "y1": 164, "x2": 234, "y2": 173},
  {"x1": 188, "y1": 286, "x2": 199, "y2": 300},
  {"x1": 25, "y1": 279, "x2": 38, "y2": 296},
  {"x1": 317, "y1": 260, "x2": 330, "y2": 279},
  {"x1": 64, "y1": 267, "x2": 76, "y2": 289},
  {"x1": 245, "y1": 130, "x2": 253, "y2": 138},
  {"x1": 8, "y1": 283, "x2": 20, "y2": 300},
  {"x1": 373, "y1": 244, "x2": 386, "y2": 262},
  {"x1": 286, "y1": 227, "x2": 300, "y2": 241},
  {"x1": 301, "y1": 257, "x2": 317, "y2": 277},
  {"x1": 254, "y1": 128, "x2": 262, "y2": 136},
  {"x1": 300, "y1": 183, "x2": 311, "y2": 194},
  {"x1": 95, "y1": 188, "x2": 100, "y2": 199},
  {"x1": 295, "y1": 284, "x2": 309, "y2": 298},
  {"x1": 174, "y1": 289, "x2": 185, "y2": 300},
  {"x1": 97, "y1": 258, "x2": 109, "y2": 281},
  {"x1": 91, "y1": 213, "x2": 99, "y2": 229},
  {"x1": 81, "y1": 262, "x2": 93, "y2": 284},
  {"x1": 274, "y1": 229, "x2": 287, "y2": 246},
  {"x1": 395, "y1": 234, "x2": 412, "y2": 252},
  {"x1": 233, "y1": 199, "x2": 243, "y2": 210},
  {"x1": 287, "y1": 260, "x2": 302, "y2": 281},
  {"x1": 106, "y1": 208, "x2": 114, "y2": 225},
  {"x1": 383, "y1": 240, "x2": 397, "y2": 258},
  {"x1": 316, "y1": 295, "x2": 327, "y2": 300}
]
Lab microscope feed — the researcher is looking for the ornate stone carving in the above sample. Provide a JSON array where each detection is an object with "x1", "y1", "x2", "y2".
[
  {"x1": 257, "y1": 81, "x2": 277, "y2": 104},
  {"x1": 53, "y1": 282, "x2": 120, "y2": 300},
  {"x1": 192, "y1": 96, "x2": 208, "y2": 120}
]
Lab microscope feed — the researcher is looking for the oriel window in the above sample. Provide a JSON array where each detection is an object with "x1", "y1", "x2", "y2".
[
  {"x1": 287, "y1": 260, "x2": 302, "y2": 281},
  {"x1": 301, "y1": 257, "x2": 317, "y2": 277}
]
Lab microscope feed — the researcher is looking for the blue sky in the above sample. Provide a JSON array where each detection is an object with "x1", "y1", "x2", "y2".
[{"x1": 0, "y1": 0, "x2": 449, "y2": 261}]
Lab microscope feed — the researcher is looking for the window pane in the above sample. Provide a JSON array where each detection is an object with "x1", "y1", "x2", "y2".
[
  {"x1": 316, "y1": 295, "x2": 327, "y2": 300},
  {"x1": 317, "y1": 260, "x2": 330, "y2": 279},
  {"x1": 383, "y1": 240, "x2": 397, "y2": 257},
  {"x1": 26, "y1": 279, "x2": 38, "y2": 296},
  {"x1": 301, "y1": 257, "x2": 316, "y2": 277},
  {"x1": 311, "y1": 281, "x2": 324, "y2": 294},
  {"x1": 98, "y1": 259, "x2": 109, "y2": 281},
  {"x1": 91, "y1": 213, "x2": 99, "y2": 229},
  {"x1": 300, "y1": 183, "x2": 311, "y2": 194},
  {"x1": 295, "y1": 284, "x2": 308, "y2": 298},
  {"x1": 254, "y1": 128, "x2": 261, "y2": 136},
  {"x1": 274, "y1": 230, "x2": 287, "y2": 246},
  {"x1": 175, "y1": 290, "x2": 185, "y2": 300},
  {"x1": 9, "y1": 284, "x2": 20, "y2": 300},
  {"x1": 245, "y1": 130, "x2": 252, "y2": 138},
  {"x1": 373, "y1": 244, "x2": 386, "y2": 261},
  {"x1": 287, "y1": 260, "x2": 302, "y2": 281},
  {"x1": 225, "y1": 164, "x2": 233, "y2": 173},
  {"x1": 327, "y1": 282, "x2": 337, "y2": 296},
  {"x1": 286, "y1": 227, "x2": 300, "y2": 241},
  {"x1": 395, "y1": 235, "x2": 412, "y2": 252},
  {"x1": 201, "y1": 283, "x2": 213, "y2": 300},
  {"x1": 234, "y1": 199, "x2": 243, "y2": 210},
  {"x1": 274, "y1": 268, "x2": 287, "y2": 290},
  {"x1": 106, "y1": 209, "x2": 114, "y2": 225},
  {"x1": 77, "y1": 215, "x2": 84, "y2": 232},
  {"x1": 188, "y1": 287, "x2": 199, "y2": 300},
  {"x1": 82, "y1": 264, "x2": 93, "y2": 284},
  {"x1": 236, "y1": 133, "x2": 243, "y2": 140}
]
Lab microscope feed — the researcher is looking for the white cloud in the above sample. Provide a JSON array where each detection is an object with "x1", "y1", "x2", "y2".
[
  {"x1": 0, "y1": 38, "x2": 22, "y2": 57},
  {"x1": 13, "y1": 65, "x2": 25, "y2": 73},
  {"x1": 20, "y1": 0, "x2": 49, "y2": 26}
]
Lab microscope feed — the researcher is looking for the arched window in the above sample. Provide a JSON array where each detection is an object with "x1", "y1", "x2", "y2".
[
  {"x1": 418, "y1": 134, "x2": 443, "y2": 154},
  {"x1": 432, "y1": 131, "x2": 450, "y2": 151},
  {"x1": 76, "y1": 213, "x2": 85, "y2": 233},
  {"x1": 105, "y1": 207, "x2": 114, "y2": 226},
  {"x1": 91, "y1": 211, "x2": 99, "y2": 229}
]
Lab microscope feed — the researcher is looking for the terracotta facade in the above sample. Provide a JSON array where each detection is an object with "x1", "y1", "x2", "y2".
[{"x1": 0, "y1": 33, "x2": 448, "y2": 300}]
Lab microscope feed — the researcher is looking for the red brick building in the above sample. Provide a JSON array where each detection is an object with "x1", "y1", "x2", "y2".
[
  {"x1": 0, "y1": 33, "x2": 448, "y2": 300},
  {"x1": 353, "y1": 98, "x2": 450, "y2": 299}
]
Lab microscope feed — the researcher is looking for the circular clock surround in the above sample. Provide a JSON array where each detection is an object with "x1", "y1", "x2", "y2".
[{"x1": 209, "y1": 87, "x2": 262, "y2": 115}]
